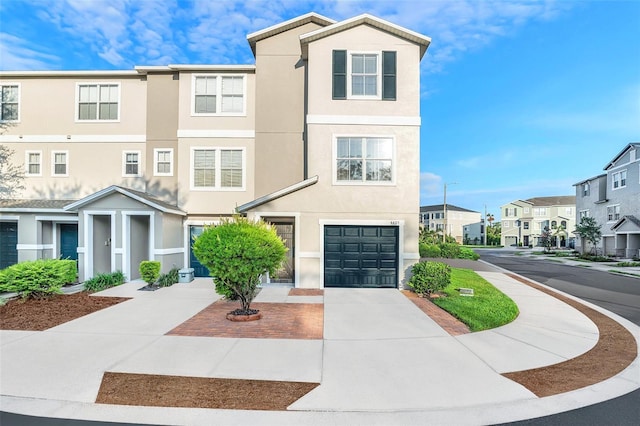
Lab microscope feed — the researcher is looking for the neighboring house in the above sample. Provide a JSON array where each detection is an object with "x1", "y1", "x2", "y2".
[
  {"x1": 574, "y1": 143, "x2": 640, "y2": 258},
  {"x1": 419, "y1": 204, "x2": 482, "y2": 244},
  {"x1": 0, "y1": 13, "x2": 431, "y2": 289},
  {"x1": 500, "y1": 196, "x2": 576, "y2": 248}
]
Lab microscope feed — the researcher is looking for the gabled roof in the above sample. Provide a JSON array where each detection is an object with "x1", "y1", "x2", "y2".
[
  {"x1": 573, "y1": 174, "x2": 606, "y2": 187},
  {"x1": 237, "y1": 175, "x2": 319, "y2": 213},
  {"x1": 63, "y1": 185, "x2": 185, "y2": 216},
  {"x1": 611, "y1": 215, "x2": 640, "y2": 231},
  {"x1": 604, "y1": 143, "x2": 640, "y2": 171},
  {"x1": 525, "y1": 196, "x2": 576, "y2": 206},
  {"x1": 420, "y1": 204, "x2": 479, "y2": 213},
  {"x1": 247, "y1": 12, "x2": 336, "y2": 56},
  {"x1": 299, "y1": 13, "x2": 431, "y2": 59}
]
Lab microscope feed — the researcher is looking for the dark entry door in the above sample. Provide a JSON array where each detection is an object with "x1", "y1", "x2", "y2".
[
  {"x1": 324, "y1": 225, "x2": 398, "y2": 288},
  {"x1": 0, "y1": 222, "x2": 18, "y2": 269},
  {"x1": 190, "y1": 226, "x2": 210, "y2": 277},
  {"x1": 267, "y1": 219, "x2": 294, "y2": 284},
  {"x1": 59, "y1": 223, "x2": 78, "y2": 261}
]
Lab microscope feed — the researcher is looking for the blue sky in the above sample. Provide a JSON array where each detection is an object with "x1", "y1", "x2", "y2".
[{"x1": 1, "y1": 0, "x2": 639, "y2": 220}]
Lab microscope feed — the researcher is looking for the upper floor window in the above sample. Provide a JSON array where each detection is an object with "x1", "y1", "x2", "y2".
[
  {"x1": 335, "y1": 136, "x2": 393, "y2": 184},
  {"x1": 332, "y1": 50, "x2": 396, "y2": 100},
  {"x1": 565, "y1": 207, "x2": 573, "y2": 215},
  {"x1": 193, "y1": 75, "x2": 245, "y2": 115},
  {"x1": 77, "y1": 83, "x2": 119, "y2": 121},
  {"x1": 612, "y1": 170, "x2": 626, "y2": 189},
  {"x1": 154, "y1": 148, "x2": 173, "y2": 176},
  {"x1": 52, "y1": 151, "x2": 68, "y2": 176},
  {"x1": 191, "y1": 148, "x2": 245, "y2": 190},
  {"x1": 123, "y1": 151, "x2": 141, "y2": 177},
  {"x1": 1, "y1": 84, "x2": 19, "y2": 121},
  {"x1": 533, "y1": 207, "x2": 547, "y2": 216},
  {"x1": 25, "y1": 151, "x2": 42, "y2": 176},
  {"x1": 582, "y1": 183, "x2": 590, "y2": 196},
  {"x1": 504, "y1": 207, "x2": 517, "y2": 217},
  {"x1": 607, "y1": 204, "x2": 621, "y2": 221}
]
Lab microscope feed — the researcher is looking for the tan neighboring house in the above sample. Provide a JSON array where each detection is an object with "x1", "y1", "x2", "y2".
[
  {"x1": 419, "y1": 204, "x2": 482, "y2": 244},
  {"x1": 0, "y1": 13, "x2": 430, "y2": 289},
  {"x1": 500, "y1": 196, "x2": 576, "y2": 248}
]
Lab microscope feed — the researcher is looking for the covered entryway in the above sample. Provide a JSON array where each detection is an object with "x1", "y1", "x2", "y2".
[
  {"x1": 59, "y1": 223, "x2": 78, "y2": 261},
  {"x1": 190, "y1": 226, "x2": 210, "y2": 277},
  {"x1": 324, "y1": 225, "x2": 398, "y2": 288},
  {"x1": 265, "y1": 218, "x2": 295, "y2": 284},
  {"x1": 0, "y1": 222, "x2": 18, "y2": 269}
]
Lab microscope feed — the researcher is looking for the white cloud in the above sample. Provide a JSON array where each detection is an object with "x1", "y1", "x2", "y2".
[
  {"x1": 0, "y1": 33, "x2": 60, "y2": 70},
  {"x1": 420, "y1": 171, "x2": 442, "y2": 198}
]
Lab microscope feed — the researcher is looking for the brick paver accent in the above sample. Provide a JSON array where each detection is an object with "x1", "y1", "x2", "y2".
[
  {"x1": 167, "y1": 300, "x2": 323, "y2": 339},
  {"x1": 401, "y1": 290, "x2": 471, "y2": 335},
  {"x1": 288, "y1": 288, "x2": 324, "y2": 296}
]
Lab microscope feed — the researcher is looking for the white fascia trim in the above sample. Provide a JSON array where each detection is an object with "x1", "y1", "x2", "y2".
[
  {"x1": 0, "y1": 215, "x2": 20, "y2": 220},
  {"x1": 35, "y1": 215, "x2": 78, "y2": 222},
  {"x1": 0, "y1": 208, "x2": 67, "y2": 213},
  {"x1": 169, "y1": 64, "x2": 256, "y2": 72},
  {"x1": 306, "y1": 115, "x2": 421, "y2": 126},
  {"x1": 0, "y1": 70, "x2": 138, "y2": 77},
  {"x1": 155, "y1": 248, "x2": 185, "y2": 255},
  {"x1": 17, "y1": 244, "x2": 54, "y2": 250},
  {"x1": 177, "y1": 129, "x2": 255, "y2": 138},
  {"x1": 320, "y1": 219, "x2": 405, "y2": 226},
  {"x1": 0, "y1": 134, "x2": 146, "y2": 143}
]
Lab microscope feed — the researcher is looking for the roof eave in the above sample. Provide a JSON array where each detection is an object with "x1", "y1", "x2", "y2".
[{"x1": 237, "y1": 175, "x2": 319, "y2": 213}]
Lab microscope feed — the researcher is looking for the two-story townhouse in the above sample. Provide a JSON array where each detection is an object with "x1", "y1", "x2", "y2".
[
  {"x1": 574, "y1": 143, "x2": 640, "y2": 258},
  {"x1": 419, "y1": 204, "x2": 482, "y2": 243},
  {"x1": 500, "y1": 196, "x2": 576, "y2": 247},
  {"x1": 0, "y1": 13, "x2": 430, "y2": 289}
]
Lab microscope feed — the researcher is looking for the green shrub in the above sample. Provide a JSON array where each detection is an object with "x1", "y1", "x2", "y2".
[
  {"x1": 193, "y1": 216, "x2": 287, "y2": 313},
  {"x1": 139, "y1": 261, "x2": 161, "y2": 285},
  {"x1": 419, "y1": 243, "x2": 441, "y2": 258},
  {"x1": 0, "y1": 259, "x2": 76, "y2": 299},
  {"x1": 408, "y1": 261, "x2": 451, "y2": 297},
  {"x1": 157, "y1": 268, "x2": 180, "y2": 287},
  {"x1": 439, "y1": 243, "x2": 461, "y2": 259},
  {"x1": 458, "y1": 247, "x2": 480, "y2": 260},
  {"x1": 615, "y1": 261, "x2": 640, "y2": 267},
  {"x1": 84, "y1": 271, "x2": 126, "y2": 292}
]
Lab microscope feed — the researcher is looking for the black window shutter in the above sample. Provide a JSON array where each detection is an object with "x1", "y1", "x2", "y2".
[
  {"x1": 332, "y1": 50, "x2": 347, "y2": 100},
  {"x1": 382, "y1": 51, "x2": 396, "y2": 100}
]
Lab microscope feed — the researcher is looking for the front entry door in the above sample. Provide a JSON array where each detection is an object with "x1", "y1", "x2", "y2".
[
  {"x1": 266, "y1": 219, "x2": 295, "y2": 284},
  {"x1": 59, "y1": 223, "x2": 78, "y2": 261}
]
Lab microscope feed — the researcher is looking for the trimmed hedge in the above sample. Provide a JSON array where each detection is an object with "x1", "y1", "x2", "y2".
[
  {"x1": 408, "y1": 261, "x2": 451, "y2": 297},
  {"x1": 419, "y1": 242, "x2": 479, "y2": 260},
  {"x1": 458, "y1": 247, "x2": 480, "y2": 260},
  {"x1": 0, "y1": 259, "x2": 77, "y2": 299},
  {"x1": 419, "y1": 243, "x2": 441, "y2": 258},
  {"x1": 139, "y1": 260, "x2": 161, "y2": 285},
  {"x1": 84, "y1": 271, "x2": 126, "y2": 292}
]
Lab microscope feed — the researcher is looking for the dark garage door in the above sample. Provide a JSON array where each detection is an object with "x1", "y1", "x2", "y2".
[
  {"x1": 0, "y1": 222, "x2": 18, "y2": 270},
  {"x1": 324, "y1": 225, "x2": 398, "y2": 288}
]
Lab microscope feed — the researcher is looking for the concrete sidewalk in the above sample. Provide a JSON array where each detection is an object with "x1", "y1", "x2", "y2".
[{"x1": 1, "y1": 271, "x2": 639, "y2": 425}]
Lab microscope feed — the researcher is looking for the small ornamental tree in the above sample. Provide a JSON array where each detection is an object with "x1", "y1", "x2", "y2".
[
  {"x1": 192, "y1": 216, "x2": 287, "y2": 315},
  {"x1": 575, "y1": 216, "x2": 602, "y2": 255},
  {"x1": 139, "y1": 261, "x2": 161, "y2": 286},
  {"x1": 539, "y1": 226, "x2": 553, "y2": 253}
]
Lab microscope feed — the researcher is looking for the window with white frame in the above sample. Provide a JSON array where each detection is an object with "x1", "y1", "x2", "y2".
[
  {"x1": 77, "y1": 83, "x2": 119, "y2": 120},
  {"x1": 350, "y1": 53, "x2": 379, "y2": 97},
  {"x1": 25, "y1": 151, "x2": 42, "y2": 176},
  {"x1": 52, "y1": 151, "x2": 68, "y2": 176},
  {"x1": 1, "y1": 84, "x2": 19, "y2": 121},
  {"x1": 607, "y1": 205, "x2": 621, "y2": 221},
  {"x1": 579, "y1": 210, "x2": 589, "y2": 219},
  {"x1": 534, "y1": 207, "x2": 547, "y2": 216},
  {"x1": 524, "y1": 207, "x2": 530, "y2": 214},
  {"x1": 565, "y1": 207, "x2": 573, "y2": 215},
  {"x1": 335, "y1": 137, "x2": 393, "y2": 183},
  {"x1": 192, "y1": 148, "x2": 244, "y2": 190},
  {"x1": 193, "y1": 75, "x2": 245, "y2": 115},
  {"x1": 154, "y1": 149, "x2": 173, "y2": 176},
  {"x1": 612, "y1": 170, "x2": 627, "y2": 189},
  {"x1": 123, "y1": 151, "x2": 141, "y2": 177}
]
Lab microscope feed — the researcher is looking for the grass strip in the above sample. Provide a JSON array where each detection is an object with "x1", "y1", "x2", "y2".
[{"x1": 432, "y1": 268, "x2": 519, "y2": 332}]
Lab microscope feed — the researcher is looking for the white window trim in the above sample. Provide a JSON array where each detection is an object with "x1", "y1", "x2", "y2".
[
  {"x1": 122, "y1": 150, "x2": 142, "y2": 177},
  {"x1": 332, "y1": 134, "x2": 396, "y2": 186},
  {"x1": 75, "y1": 82, "x2": 121, "y2": 123},
  {"x1": 606, "y1": 204, "x2": 621, "y2": 222},
  {"x1": 0, "y1": 82, "x2": 21, "y2": 123},
  {"x1": 51, "y1": 150, "x2": 69, "y2": 177},
  {"x1": 25, "y1": 150, "x2": 42, "y2": 176},
  {"x1": 346, "y1": 51, "x2": 382, "y2": 100},
  {"x1": 579, "y1": 209, "x2": 590, "y2": 219},
  {"x1": 153, "y1": 148, "x2": 174, "y2": 177},
  {"x1": 611, "y1": 169, "x2": 627, "y2": 190},
  {"x1": 189, "y1": 146, "x2": 246, "y2": 191},
  {"x1": 191, "y1": 74, "x2": 247, "y2": 117}
]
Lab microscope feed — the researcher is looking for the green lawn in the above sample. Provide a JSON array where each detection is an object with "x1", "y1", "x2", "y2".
[{"x1": 433, "y1": 268, "x2": 519, "y2": 332}]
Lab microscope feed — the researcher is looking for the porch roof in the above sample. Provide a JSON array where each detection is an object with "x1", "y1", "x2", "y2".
[
  {"x1": 0, "y1": 199, "x2": 77, "y2": 213},
  {"x1": 237, "y1": 175, "x2": 319, "y2": 213},
  {"x1": 611, "y1": 215, "x2": 640, "y2": 231}
]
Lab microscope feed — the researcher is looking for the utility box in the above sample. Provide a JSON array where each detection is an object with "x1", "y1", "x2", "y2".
[{"x1": 178, "y1": 268, "x2": 195, "y2": 283}]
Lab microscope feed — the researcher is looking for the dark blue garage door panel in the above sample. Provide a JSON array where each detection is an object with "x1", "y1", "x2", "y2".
[
  {"x1": 324, "y1": 225, "x2": 398, "y2": 288},
  {"x1": 0, "y1": 222, "x2": 18, "y2": 270}
]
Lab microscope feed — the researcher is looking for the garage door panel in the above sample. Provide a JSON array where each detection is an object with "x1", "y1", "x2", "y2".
[{"x1": 324, "y1": 225, "x2": 398, "y2": 288}]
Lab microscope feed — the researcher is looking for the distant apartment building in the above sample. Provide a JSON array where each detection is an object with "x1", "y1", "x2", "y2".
[
  {"x1": 574, "y1": 143, "x2": 640, "y2": 258},
  {"x1": 0, "y1": 13, "x2": 431, "y2": 289},
  {"x1": 500, "y1": 196, "x2": 576, "y2": 247},
  {"x1": 419, "y1": 204, "x2": 482, "y2": 244}
]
